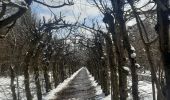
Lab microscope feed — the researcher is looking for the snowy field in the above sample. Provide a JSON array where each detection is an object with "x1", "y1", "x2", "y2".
[
  {"x1": 104, "y1": 80, "x2": 152, "y2": 100},
  {"x1": 0, "y1": 69, "x2": 152, "y2": 100},
  {"x1": 0, "y1": 75, "x2": 46, "y2": 100},
  {"x1": 104, "y1": 71, "x2": 153, "y2": 100},
  {"x1": 45, "y1": 67, "x2": 104, "y2": 100},
  {"x1": 44, "y1": 67, "x2": 85, "y2": 100}
]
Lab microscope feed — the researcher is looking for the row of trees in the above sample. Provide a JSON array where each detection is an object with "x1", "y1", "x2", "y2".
[
  {"x1": 75, "y1": 0, "x2": 170, "y2": 100},
  {"x1": 0, "y1": 0, "x2": 87, "y2": 100},
  {"x1": 0, "y1": 0, "x2": 170, "y2": 100},
  {"x1": 0, "y1": 3, "x2": 84, "y2": 100}
]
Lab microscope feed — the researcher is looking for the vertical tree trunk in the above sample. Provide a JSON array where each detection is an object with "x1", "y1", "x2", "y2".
[
  {"x1": 10, "y1": 65, "x2": 17, "y2": 100},
  {"x1": 23, "y1": 41, "x2": 37, "y2": 100},
  {"x1": 126, "y1": 0, "x2": 166, "y2": 99},
  {"x1": 109, "y1": 0, "x2": 139, "y2": 99},
  {"x1": 97, "y1": 35, "x2": 110, "y2": 96},
  {"x1": 24, "y1": 65, "x2": 32, "y2": 100},
  {"x1": 16, "y1": 76, "x2": 20, "y2": 100},
  {"x1": 105, "y1": 34, "x2": 119, "y2": 100},
  {"x1": 23, "y1": 50, "x2": 33, "y2": 100},
  {"x1": 118, "y1": 7, "x2": 139, "y2": 100},
  {"x1": 101, "y1": 61, "x2": 110, "y2": 96},
  {"x1": 103, "y1": 10, "x2": 128, "y2": 100},
  {"x1": 119, "y1": 15, "x2": 139, "y2": 100},
  {"x1": 118, "y1": 68, "x2": 128, "y2": 100},
  {"x1": 34, "y1": 66, "x2": 42, "y2": 100},
  {"x1": 32, "y1": 46, "x2": 42, "y2": 100},
  {"x1": 115, "y1": 43, "x2": 128, "y2": 100},
  {"x1": 145, "y1": 46, "x2": 165, "y2": 100},
  {"x1": 152, "y1": 78, "x2": 156, "y2": 100},
  {"x1": 52, "y1": 60, "x2": 58, "y2": 87},
  {"x1": 43, "y1": 65, "x2": 52, "y2": 92},
  {"x1": 157, "y1": 1, "x2": 170, "y2": 99},
  {"x1": 113, "y1": 27, "x2": 128, "y2": 100}
]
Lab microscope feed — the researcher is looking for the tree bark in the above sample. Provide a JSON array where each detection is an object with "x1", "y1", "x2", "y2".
[
  {"x1": 115, "y1": 42, "x2": 128, "y2": 100},
  {"x1": 105, "y1": 34, "x2": 119, "y2": 100},
  {"x1": 32, "y1": 46, "x2": 42, "y2": 100},
  {"x1": 155, "y1": 0, "x2": 169, "y2": 99},
  {"x1": 157, "y1": 5, "x2": 170, "y2": 99},
  {"x1": 116, "y1": 5, "x2": 139, "y2": 100},
  {"x1": 52, "y1": 60, "x2": 58, "y2": 87},
  {"x1": 43, "y1": 65, "x2": 52, "y2": 92},
  {"x1": 23, "y1": 48, "x2": 33, "y2": 100},
  {"x1": 23, "y1": 38, "x2": 39, "y2": 100},
  {"x1": 10, "y1": 66, "x2": 17, "y2": 100}
]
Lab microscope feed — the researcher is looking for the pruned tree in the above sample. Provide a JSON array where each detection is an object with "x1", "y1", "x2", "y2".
[
  {"x1": 154, "y1": 0, "x2": 170, "y2": 100},
  {"x1": 0, "y1": 0, "x2": 74, "y2": 37}
]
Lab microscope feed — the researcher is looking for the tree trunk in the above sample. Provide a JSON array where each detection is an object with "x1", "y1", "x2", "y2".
[
  {"x1": 118, "y1": 9, "x2": 139, "y2": 100},
  {"x1": 52, "y1": 60, "x2": 58, "y2": 87},
  {"x1": 24, "y1": 65, "x2": 32, "y2": 100},
  {"x1": 156, "y1": 0, "x2": 170, "y2": 99},
  {"x1": 111, "y1": 0, "x2": 139, "y2": 99},
  {"x1": 34, "y1": 66, "x2": 42, "y2": 100},
  {"x1": 23, "y1": 50, "x2": 33, "y2": 100},
  {"x1": 16, "y1": 76, "x2": 20, "y2": 100},
  {"x1": 32, "y1": 46, "x2": 42, "y2": 100},
  {"x1": 101, "y1": 61, "x2": 110, "y2": 96},
  {"x1": 23, "y1": 40, "x2": 38, "y2": 100},
  {"x1": 10, "y1": 65, "x2": 17, "y2": 100},
  {"x1": 98, "y1": 34, "x2": 110, "y2": 96},
  {"x1": 112, "y1": 26, "x2": 128, "y2": 100},
  {"x1": 145, "y1": 46, "x2": 165, "y2": 100},
  {"x1": 43, "y1": 65, "x2": 52, "y2": 92},
  {"x1": 105, "y1": 34, "x2": 119, "y2": 100},
  {"x1": 115, "y1": 41, "x2": 128, "y2": 100},
  {"x1": 152, "y1": 78, "x2": 156, "y2": 100},
  {"x1": 119, "y1": 16, "x2": 139, "y2": 100}
]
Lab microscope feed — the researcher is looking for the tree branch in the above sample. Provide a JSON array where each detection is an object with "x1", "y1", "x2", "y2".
[
  {"x1": 0, "y1": 8, "x2": 27, "y2": 28},
  {"x1": 33, "y1": 0, "x2": 74, "y2": 8},
  {"x1": 0, "y1": 3, "x2": 6, "y2": 19}
]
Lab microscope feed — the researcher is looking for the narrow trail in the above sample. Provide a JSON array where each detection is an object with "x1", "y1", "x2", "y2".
[{"x1": 47, "y1": 68, "x2": 104, "y2": 100}]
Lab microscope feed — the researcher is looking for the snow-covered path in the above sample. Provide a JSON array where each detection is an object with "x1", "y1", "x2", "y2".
[{"x1": 45, "y1": 67, "x2": 104, "y2": 100}]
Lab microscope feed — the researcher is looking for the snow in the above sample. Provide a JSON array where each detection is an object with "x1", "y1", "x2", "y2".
[
  {"x1": 142, "y1": 48, "x2": 146, "y2": 52},
  {"x1": 0, "y1": 77, "x2": 11, "y2": 100},
  {"x1": 104, "y1": 53, "x2": 107, "y2": 56},
  {"x1": 101, "y1": 56, "x2": 105, "y2": 59},
  {"x1": 44, "y1": 67, "x2": 104, "y2": 99},
  {"x1": 131, "y1": 53, "x2": 136, "y2": 58},
  {"x1": 138, "y1": 81, "x2": 153, "y2": 100},
  {"x1": 0, "y1": 68, "x2": 153, "y2": 100},
  {"x1": 128, "y1": 79, "x2": 153, "y2": 100},
  {"x1": 127, "y1": 74, "x2": 153, "y2": 100},
  {"x1": 44, "y1": 67, "x2": 84, "y2": 100},
  {"x1": 104, "y1": 94, "x2": 111, "y2": 100},
  {"x1": 131, "y1": 45, "x2": 136, "y2": 51},
  {"x1": 104, "y1": 73, "x2": 153, "y2": 100},
  {"x1": 140, "y1": 70, "x2": 151, "y2": 76},
  {"x1": 135, "y1": 63, "x2": 141, "y2": 68},
  {"x1": 0, "y1": 74, "x2": 48, "y2": 100},
  {"x1": 0, "y1": 67, "x2": 104, "y2": 100},
  {"x1": 85, "y1": 68, "x2": 105, "y2": 97},
  {"x1": 0, "y1": 75, "x2": 37, "y2": 100},
  {"x1": 123, "y1": 66, "x2": 130, "y2": 72}
]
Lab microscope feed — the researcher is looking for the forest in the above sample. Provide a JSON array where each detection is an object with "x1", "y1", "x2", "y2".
[{"x1": 0, "y1": 0, "x2": 169, "y2": 100}]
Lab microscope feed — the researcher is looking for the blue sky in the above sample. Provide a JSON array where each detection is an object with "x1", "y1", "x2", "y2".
[
  {"x1": 31, "y1": 0, "x2": 102, "y2": 24},
  {"x1": 30, "y1": 0, "x2": 104, "y2": 38},
  {"x1": 30, "y1": 0, "x2": 155, "y2": 28}
]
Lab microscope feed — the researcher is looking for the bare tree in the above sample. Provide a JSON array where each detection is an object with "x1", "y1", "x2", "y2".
[
  {"x1": 154, "y1": 0, "x2": 170, "y2": 100},
  {"x1": 0, "y1": 0, "x2": 74, "y2": 37}
]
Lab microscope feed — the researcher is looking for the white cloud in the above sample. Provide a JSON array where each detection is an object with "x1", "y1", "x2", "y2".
[
  {"x1": 32, "y1": 0, "x2": 101, "y2": 22},
  {"x1": 31, "y1": 0, "x2": 154, "y2": 31}
]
